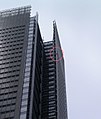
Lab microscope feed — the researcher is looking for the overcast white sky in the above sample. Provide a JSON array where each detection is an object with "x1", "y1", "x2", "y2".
[{"x1": 0, "y1": 0, "x2": 101, "y2": 119}]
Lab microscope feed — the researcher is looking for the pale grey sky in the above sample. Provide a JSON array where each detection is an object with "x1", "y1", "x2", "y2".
[{"x1": 0, "y1": 0, "x2": 101, "y2": 119}]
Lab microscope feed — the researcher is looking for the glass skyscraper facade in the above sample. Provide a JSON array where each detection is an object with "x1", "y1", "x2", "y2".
[{"x1": 0, "y1": 6, "x2": 67, "y2": 119}]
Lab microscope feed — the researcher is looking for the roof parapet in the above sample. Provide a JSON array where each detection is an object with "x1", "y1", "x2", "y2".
[{"x1": 0, "y1": 5, "x2": 31, "y2": 17}]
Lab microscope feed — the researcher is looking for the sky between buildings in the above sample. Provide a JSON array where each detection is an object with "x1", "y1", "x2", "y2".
[{"x1": 0, "y1": 0, "x2": 101, "y2": 119}]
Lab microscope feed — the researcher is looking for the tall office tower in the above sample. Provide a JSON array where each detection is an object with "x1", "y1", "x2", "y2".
[
  {"x1": 0, "y1": 6, "x2": 67, "y2": 119},
  {"x1": 41, "y1": 21, "x2": 67, "y2": 119}
]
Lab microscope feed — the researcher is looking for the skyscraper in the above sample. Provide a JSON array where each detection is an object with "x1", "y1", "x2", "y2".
[{"x1": 0, "y1": 6, "x2": 67, "y2": 119}]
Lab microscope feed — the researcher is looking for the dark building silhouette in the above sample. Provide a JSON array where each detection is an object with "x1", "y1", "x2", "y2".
[{"x1": 0, "y1": 6, "x2": 67, "y2": 119}]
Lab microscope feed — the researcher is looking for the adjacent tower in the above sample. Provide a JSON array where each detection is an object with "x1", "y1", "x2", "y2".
[
  {"x1": 41, "y1": 21, "x2": 67, "y2": 119},
  {"x1": 0, "y1": 6, "x2": 67, "y2": 119}
]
